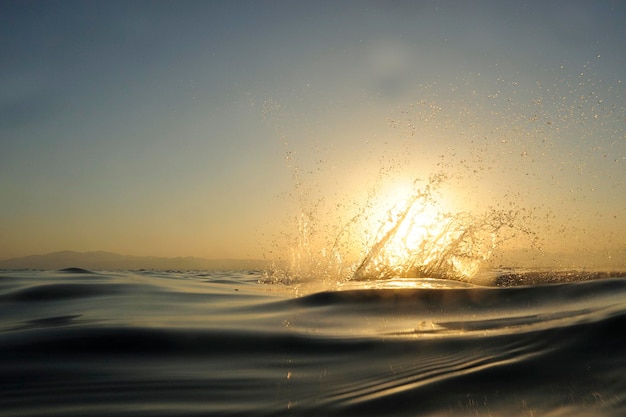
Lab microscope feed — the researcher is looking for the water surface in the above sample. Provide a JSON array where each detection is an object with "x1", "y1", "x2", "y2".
[{"x1": 1, "y1": 269, "x2": 625, "y2": 416}]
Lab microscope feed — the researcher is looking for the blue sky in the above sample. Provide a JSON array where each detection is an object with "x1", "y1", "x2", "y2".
[{"x1": 1, "y1": 1, "x2": 625, "y2": 265}]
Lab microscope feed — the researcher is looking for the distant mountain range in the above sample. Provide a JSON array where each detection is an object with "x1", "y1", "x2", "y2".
[{"x1": 0, "y1": 251, "x2": 269, "y2": 271}]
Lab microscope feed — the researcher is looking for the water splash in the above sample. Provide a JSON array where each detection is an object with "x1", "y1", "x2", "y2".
[
  {"x1": 354, "y1": 178, "x2": 500, "y2": 281},
  {"x1": 262, "y1": 173, "x2": 532, "y2": 285},
  {"x1": 260, "y1": 56, "x2": 625, "y2": 285}
]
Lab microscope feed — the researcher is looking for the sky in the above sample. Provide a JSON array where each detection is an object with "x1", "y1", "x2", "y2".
[{"x1": 1, "y1": 1, "x2": 625, "y2": 267}]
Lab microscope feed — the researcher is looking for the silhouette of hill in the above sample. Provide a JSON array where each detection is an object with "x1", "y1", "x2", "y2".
[{"x1": 0, "y1": 251, "x2": 268, "y2": 271}]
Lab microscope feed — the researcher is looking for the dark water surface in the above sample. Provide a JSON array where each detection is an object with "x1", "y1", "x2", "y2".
[{"x1": 1, "y1": 269, "x2": 626, "y2": 416}]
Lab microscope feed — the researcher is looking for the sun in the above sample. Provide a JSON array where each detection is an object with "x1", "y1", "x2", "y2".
[{"x1": 352, "y1": 178, "x2": 492, "y2": 281}]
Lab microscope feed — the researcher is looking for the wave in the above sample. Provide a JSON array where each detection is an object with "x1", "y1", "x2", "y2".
[
  {"x1": 57, "y1": 267, "x2": 95, "y2": 274},
  {"x1": 1, "y1": 270, "x2": 626, "y2": 416},
  {"x1": 494, "y1": 270, "x2": 626, "y2": 286}
]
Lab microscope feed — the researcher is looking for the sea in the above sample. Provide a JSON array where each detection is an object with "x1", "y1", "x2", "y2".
[{"x1": 1, "y1": 267, "x2": 626, "y2": 417}]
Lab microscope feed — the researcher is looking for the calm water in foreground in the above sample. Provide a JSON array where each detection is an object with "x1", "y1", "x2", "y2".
[{"x1": 1, "y1": 268, "x2": 626, "y2": 416}]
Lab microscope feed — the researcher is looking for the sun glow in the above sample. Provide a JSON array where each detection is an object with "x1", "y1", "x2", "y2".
[
  {"x1": 353, "y1": 177, "x2": 497, "y2": 281},
  {"x1": 263, "y1": 174, "x2": 521, "y2": 285}
]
